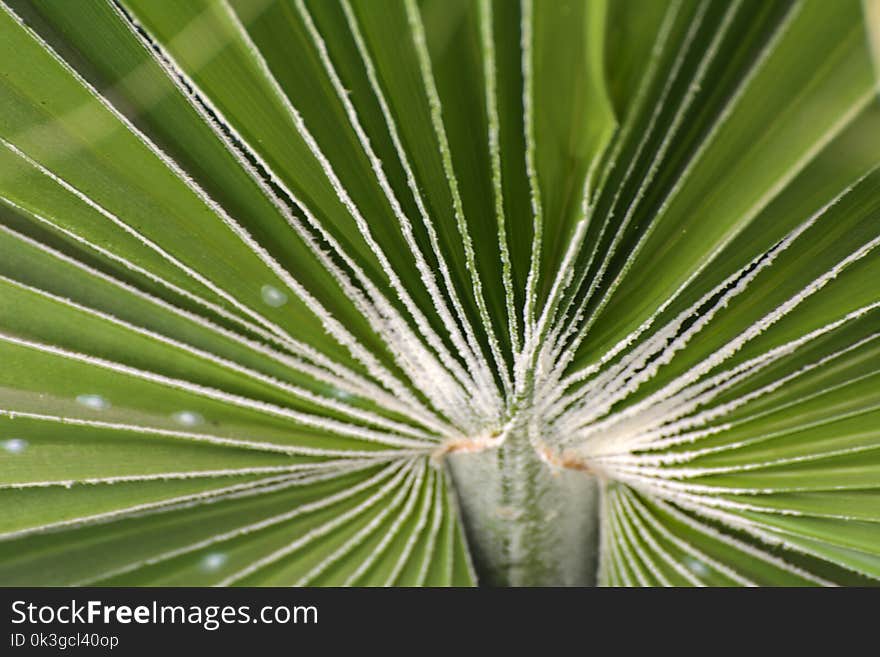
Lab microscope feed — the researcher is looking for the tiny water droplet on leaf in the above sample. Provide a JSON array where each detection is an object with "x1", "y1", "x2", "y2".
[
  {"x1": 684, "y1": 557, "x2": 709, "y2": 577},
  {"x1": 76, "y1": 394, "x2": 110, "y2": 411},
  {"x1": 261, "y1": 284, "x2": 288, "y2": 307},
  {"x1": 331, "y1": 388, "x2": 353, "y2": 401},
  {"x1": 1, "y1": 438, "x2": 27, "y2": 454},
  {"x1": 201, "y1": 552, "x2": 228, "y2": 571},
  {"x1": 172, "y1": 411, "x2": 205, "y2": 427}
]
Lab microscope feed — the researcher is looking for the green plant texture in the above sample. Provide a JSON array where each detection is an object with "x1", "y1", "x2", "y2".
[{"x1": 1, "y1": 0, "x2": 879, "y2": 587}]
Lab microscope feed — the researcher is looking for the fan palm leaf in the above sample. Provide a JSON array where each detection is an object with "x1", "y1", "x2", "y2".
[{"x1": 0, "y1": 0, "x2": 879, "y2": 586}]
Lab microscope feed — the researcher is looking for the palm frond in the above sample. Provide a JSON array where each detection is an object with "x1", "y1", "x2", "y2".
[{"x1": 0, "y1": 0, "x2": 878, "y2": 586}]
